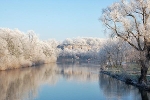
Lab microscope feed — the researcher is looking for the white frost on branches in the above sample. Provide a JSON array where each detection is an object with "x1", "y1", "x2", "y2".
[
  {"x1": 0, "y1": 28, "x2": 58, "y2": 70},
  {"x1": 58, "y1": 37, "x2": 106, "y2": 60},
  {"x1": 101, "y1": 0, "x2": 150, "y2": 52}
]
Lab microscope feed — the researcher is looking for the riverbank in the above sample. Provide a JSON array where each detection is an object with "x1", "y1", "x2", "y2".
[{"x1": 100, "y1": 70, "x2": 150, "y2": 91}]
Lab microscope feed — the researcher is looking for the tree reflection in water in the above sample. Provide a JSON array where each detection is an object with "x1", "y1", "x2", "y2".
[
  {"x1": 0, "y1": 63, "x2": 100, "y2": 100},
  {"x1": 2, "y1": 62, "x2": 150, "y2": 100},
  {"x1": 99, "y1": 73, "x2": 150, "y2": 100},
  {"x1": 57, "y1": 63, "x2": 99, "y2": 82},
  {"x1": 0, "y1": 63, "x2": 59, "y2": 100}
]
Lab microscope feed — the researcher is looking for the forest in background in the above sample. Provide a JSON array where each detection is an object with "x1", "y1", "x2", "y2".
[{"x1": 0, "y1": 28, "x2": 140, "y2": 70}]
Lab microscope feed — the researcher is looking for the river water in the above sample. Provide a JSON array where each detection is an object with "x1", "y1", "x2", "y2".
[{"x1": 0, "y1": 62, "x2": 149, "y2": 100}]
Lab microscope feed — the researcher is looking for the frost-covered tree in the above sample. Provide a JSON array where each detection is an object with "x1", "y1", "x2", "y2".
[
  {"x1": 0, "y1": 28, "x2": 58, "y2": 70},
  {"x1": 100, "y1": 0, "x2": 150, "y2": 84},
  {"x1": 58, "y1": 37, "x2": 105, "y2": 61},
  {"x1": 98, "y1": 39, "x2": 128, "y2": 66},
  {"x1": 41, "y1": 39, "x2": 59, "y2": 63}
]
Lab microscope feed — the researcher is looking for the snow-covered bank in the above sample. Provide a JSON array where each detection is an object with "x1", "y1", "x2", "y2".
[
  {"x1": 0, "y1": 28, "x2": 58, "y2": 70},
  {"x1": 100, "y1": 70, "x2": 150, "y2": 91}
]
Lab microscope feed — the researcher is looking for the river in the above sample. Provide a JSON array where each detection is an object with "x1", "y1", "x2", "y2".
[{"x1": 0, "y1": 62, "x2": 149, "y2": 100}]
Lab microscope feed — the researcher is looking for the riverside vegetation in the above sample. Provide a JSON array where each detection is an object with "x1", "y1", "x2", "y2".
[{"x1": 0, "y1": 28, "x2": 58, "y2": 70}]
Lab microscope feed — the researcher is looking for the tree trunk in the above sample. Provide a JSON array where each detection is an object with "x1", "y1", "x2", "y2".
[
  {"x1": 139, "y1": 90, "x2": 148, "y2": 100},
  {"x1": 138, "y1": 60, "x2": 148, "y2": 85},
  {"x1": 138, "y1": 43, "x2": 150, "y2": 85}
]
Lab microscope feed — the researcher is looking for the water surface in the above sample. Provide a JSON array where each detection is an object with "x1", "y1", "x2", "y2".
[{"x1": 0, "y1": 62, "x2": 149, "y2": 100}]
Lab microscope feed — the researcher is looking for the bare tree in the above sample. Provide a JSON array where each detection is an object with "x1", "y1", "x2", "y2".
[
  {"x1": 98, "y1": 39, "x2": 127, "y2": 67},
  {"x1": 100, "y1": 0, "x2": 150, "y2": 84}
]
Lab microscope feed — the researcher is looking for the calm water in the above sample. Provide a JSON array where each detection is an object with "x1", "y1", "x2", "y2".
[{"x1": 0, "y1": 62, "x2": 149, "y2": 100}]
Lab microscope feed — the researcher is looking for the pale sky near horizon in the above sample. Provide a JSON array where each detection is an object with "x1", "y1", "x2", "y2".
[{"x1": 0, "y1": 0, "x2": 118, "y2": 41}]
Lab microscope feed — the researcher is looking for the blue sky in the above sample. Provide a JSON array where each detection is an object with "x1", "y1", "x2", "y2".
[{"x1": 0, "y1": 0, "x2": 118, "y2": 41}]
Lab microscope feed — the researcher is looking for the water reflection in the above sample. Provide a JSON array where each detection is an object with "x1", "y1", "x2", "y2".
[
  {"x1": 1, "y1": 63, "x2": 150, "y2": 100},
  {"x1": 57, "y1": 63, "x2": 99, "y2": 82},
  {"x1": 0, "y1": 63, "x2": 99, "y2": 100},
  {"x1": 0, "y1": 63, "x2": 59, "y2": 100},
  {"x1": 99, "y1": 73, "x2": 150, "y2": 100}
]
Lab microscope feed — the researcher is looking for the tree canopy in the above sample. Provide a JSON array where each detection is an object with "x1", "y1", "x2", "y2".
[{"x1": 101, "y1": 0, "x2": 150, "y2": 51}]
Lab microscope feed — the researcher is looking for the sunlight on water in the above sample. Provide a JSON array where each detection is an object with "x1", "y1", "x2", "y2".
[{"x1": 0, "y1": 63, "x2": 149, "y2": 100}]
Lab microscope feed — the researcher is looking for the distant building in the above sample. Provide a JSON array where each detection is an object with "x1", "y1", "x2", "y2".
[{"x1": 57, "y1": 44, "x2": 92, "y2": 51}]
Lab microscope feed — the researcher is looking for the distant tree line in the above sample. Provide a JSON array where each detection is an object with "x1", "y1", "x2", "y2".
[
  {"x1": 57, "y1": 37, "x2": 105, "y2": 61},
  {"x1": 0, "y1": 28, "x2": 144, "y2": 72},
  {"x1": 57, "y1": 37, "x2": 140, "y2": 66}
]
